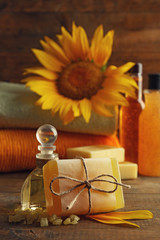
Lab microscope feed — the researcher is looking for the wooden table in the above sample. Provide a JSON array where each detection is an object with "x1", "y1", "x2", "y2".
[{"x1": 0, "y1": 172, "x2": 159, "y2": 240}]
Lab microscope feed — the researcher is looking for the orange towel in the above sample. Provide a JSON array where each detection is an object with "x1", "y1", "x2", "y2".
[{"x1": 0, "y1": 129, "x2": 120, "y2": 172}]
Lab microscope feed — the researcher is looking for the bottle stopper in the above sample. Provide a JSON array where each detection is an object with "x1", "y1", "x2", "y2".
[
  {"x1": 148, "y1": 73, "x2": 160, "y2": 90},
  {"x1": 36, "y1": 124, "x2": 58, "y2": 159}
]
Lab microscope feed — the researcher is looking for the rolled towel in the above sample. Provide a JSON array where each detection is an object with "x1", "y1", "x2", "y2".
[
  {"x1": 0, "y1": 82, "x2": 117, "y2": 136},
  {"x1": 0, "y1": 129, "x2": 120, "y2": 172}
]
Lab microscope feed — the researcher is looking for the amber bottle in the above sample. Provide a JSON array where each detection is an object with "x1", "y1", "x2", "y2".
[
  {"x1": 139, "y1": 74, "x2": 160, "y2": 176},
  {"x1": 120, "y1": 63, "x2": 144, "y2": 163}
]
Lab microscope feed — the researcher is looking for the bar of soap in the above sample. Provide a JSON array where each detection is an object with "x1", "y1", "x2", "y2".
[
  {"x1": 67, "y1": 145, "x2": 125, "y2": 163},
  {"x1": 43, "y1": 158, "x2": 124, "y2": 216},
  {"x1": 119, "y1": 162, "x2": 138, "y2": 179}
]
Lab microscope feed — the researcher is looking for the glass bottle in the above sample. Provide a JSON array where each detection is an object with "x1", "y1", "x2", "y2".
[
  {"x1": 120, "y1": 63, "x2": 144, "y2": 163},
  {"x1": 21, "y1": 124, "x2": 59, "y2": 210},
  {"x1": 139, "y1": 74, "x2": 160, "y2": 176}
]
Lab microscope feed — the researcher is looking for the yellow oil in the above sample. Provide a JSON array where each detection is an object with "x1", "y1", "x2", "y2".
[{"x1": 21, "y1": 168, "x2": 46, "y2": 210}]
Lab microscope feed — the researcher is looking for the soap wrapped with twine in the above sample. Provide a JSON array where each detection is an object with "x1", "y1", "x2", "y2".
[
  {"x1": 50, "y1": 157, "x2": 130, "y2": 215},
  {"x1": 43, "y1": 157, "x2": 128, "y2": 216}
]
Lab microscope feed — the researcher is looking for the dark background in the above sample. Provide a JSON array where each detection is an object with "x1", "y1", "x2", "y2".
[{"x1": 1, "y1": 0, "x2": 160, "y2": 89}]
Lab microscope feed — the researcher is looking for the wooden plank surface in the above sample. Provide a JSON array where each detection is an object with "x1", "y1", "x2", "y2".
[{"x1": 0, "y1": 172, "x2": 159, "y2": 240}]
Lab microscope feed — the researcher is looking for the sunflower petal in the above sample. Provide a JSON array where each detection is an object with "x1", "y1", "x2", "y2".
[
  {"x1": 80, "y1": 27, "x2": 89, "y2": 58},
  {"x1": 88, "y1": 210, "x2": 153, "y2": 228},
  {"x1": 121, "y1": 74, "x2": 138, "y2": 88},
  {"x1": 32, "y1": 48, "x2": 64, "y2": 72},
  {"x1": 63, "y1": 109, "x2": 75, "y2": 125},
  {"x1": 89, "y1": 26, "x2": 114, "y2": 66},
  {"x1": 59, "y1": 99, "x2": 72, "y2": 119},
  {"x1": 44, "y1": 36, "x2": 70, "y2": 64},
  {"x1": 71, "y1": 22, "x2": 89, "y2": 60},
  {"x1": 114, "y1": 62, "x2": 135, "y2": 74},
  {"x1": 89, "y1": 25, "x2": 103, "y2": 63},
  {"x1": 88, "y1": 215, "x2": 140, "y2": 228},
  {"x1": 104, "y1": 73, "x2": 138, "y2": 90},
  {"x1": 92, "y1": 99, "x2": 113, "y2": 117},
  {"x1": 26, "y1": 80, "x2": 55, "y2": 96},
  {"x1": 40, "y1": 39, "x2": 54, "y2": 55},
  {"x1": 104, "y1": 65, "x2": 117, "y2": 75},
  {"x1": 75, "y1": 26, "x2": 89, "y2": 60},
  {"x1": 58, "y1": 26, "x2": 75, "y2": 60},
  {"x1": 58, "y1": 99, "x2": 76, "y2": 124},
  {"x1": 72, "y1": 101, "x2": 80, "y2": 117},
  {"x1": 79, "y1": 98, "x2": 92, "y2": 123},
  {"x1": 101, "y1": 30, "x2": 114, "y2": 65},
  {"x1": 22, "y1": 76, "x2": 46, "y2": 83},
  {"x1": 41, "y1": 94, "x2": 57, "y2": 110},
  {"x1": 103, "y1": 64, "x2": 138, "y2": 100},
  {"x1": 57, "y1": 98, "x2": 75, "y2": 124},
  {"x1": 24, "y1": 67, "x2": 58, "y2": 80},
  {"x1": 51, "y1": 100, "x2": 61, "y2": 115},
  {"x1": 105, "y1": 210, "x2": 153, "y2": 220},
  {"x1": 93, "y1": 25, "x2": 104, "y2": 42},
  {"x1": 36, "y1": 96, "x2": 45, "y2": 106},
  {"x1": 94, "y1": 90, "x2": 129, "y2": 106},
  {"x1": 102, "y1": 82, "x2": 137, "y2": 99},
  {"x1": 72, "y1": 21, "x2": 78, "y2": 41},
  {"x1": 91, "y1": 30, "x2": 114, "y2": 66}
]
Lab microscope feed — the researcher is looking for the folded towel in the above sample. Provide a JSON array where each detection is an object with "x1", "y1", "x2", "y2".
[
  {"x1": 0, "y1": 82, "x2": 117, "y2": 136},
  {"x1": 0, "y1": 129, "x2": 120, "y2": 172}
]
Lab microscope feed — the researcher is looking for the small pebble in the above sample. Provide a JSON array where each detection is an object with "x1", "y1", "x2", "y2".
[
  {"x1": 63, "y1": 217, "x2": 71, "y2": 225},
  {"x1": 40, "y1": 218, "x2": 48, "y2": 227},
  {"x1": 52, "y1": 218, "x2": 63, "y2": 226},
  {"x1": 70, "y1": 214, "x2": 80, "y2": 222},
  {"x1": 70, "y1": 219, "x2": 78, "y2": 225},
  {"x1": 48, "y1": 214, "x2": 58, "y2": 223}
]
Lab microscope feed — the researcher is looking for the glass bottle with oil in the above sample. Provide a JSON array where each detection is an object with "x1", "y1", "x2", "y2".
[
  {"x1": 21, "y1": 124, "x2": 59, "y2": 210},
  {"x1": 120, "y1": 63, "x2": 144, "y2": 163}
]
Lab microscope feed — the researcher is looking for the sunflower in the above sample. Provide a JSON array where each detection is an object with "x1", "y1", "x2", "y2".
[{"x1": 23, "y1": 22, "x2": 137, "y2": 125}]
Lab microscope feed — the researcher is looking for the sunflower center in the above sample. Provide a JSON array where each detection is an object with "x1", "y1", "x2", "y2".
[{"x1": 57, "y1": 61, "x2": 104, "y2": 100}]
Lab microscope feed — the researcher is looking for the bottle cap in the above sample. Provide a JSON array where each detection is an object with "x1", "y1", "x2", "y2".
[
  {"x1": 36, "y1": 124, "x2": 58, "y2": 160},
  {"x1": 148, "y1": 73, "x2": 160, "y2": 90},
  {"x1": 128, "y1": 62, "x2": 143, "y2": 75}
]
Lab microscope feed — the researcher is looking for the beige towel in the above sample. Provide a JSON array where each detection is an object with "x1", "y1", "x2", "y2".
[{"x1": 0, "y1": 82, "x2": 117, "y2": 135}]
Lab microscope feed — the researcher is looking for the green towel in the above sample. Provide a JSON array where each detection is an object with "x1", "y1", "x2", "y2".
[{"x1": 0, "y1": 82, "x2": 118, "y2": 136}]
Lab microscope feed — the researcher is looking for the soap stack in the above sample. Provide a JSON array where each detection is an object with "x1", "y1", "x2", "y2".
[{"x1": 67, "y1": 145, "x2": 138, "y2": 180}]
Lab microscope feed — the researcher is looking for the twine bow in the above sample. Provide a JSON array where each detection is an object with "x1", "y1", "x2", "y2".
[{"x1": 50, "y1": 157, "x2": 130, "y2": 215}]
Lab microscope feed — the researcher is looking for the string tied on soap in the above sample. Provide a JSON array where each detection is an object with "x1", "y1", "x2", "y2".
[{"x1": 50, "y1": 157, "x2": 131, "y2": 215}]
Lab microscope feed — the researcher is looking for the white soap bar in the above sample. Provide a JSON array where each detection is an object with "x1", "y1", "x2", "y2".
[
  {"x1": 67, "y1": 145, "x2": 125, "y2": 163},
  {"x1": 119, "y1": 161, "x2": 138, "y2": 179}
]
